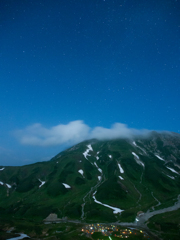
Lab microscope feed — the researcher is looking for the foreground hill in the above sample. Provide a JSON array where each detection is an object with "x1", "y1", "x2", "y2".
[{"x1": 0, "y1": 131, "x2": 180, "y2": 238}]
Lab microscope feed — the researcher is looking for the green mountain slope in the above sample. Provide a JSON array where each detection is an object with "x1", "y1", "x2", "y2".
[{"x1": 0, "y1": 131, "x2": 180, "y2": 227}]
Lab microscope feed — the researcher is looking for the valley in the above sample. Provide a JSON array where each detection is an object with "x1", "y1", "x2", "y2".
[{"x1": 0, "y1": 221, "x2": 156, "y2": 240}]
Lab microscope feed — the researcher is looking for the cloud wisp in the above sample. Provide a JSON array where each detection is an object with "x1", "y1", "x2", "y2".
[{"x1": 14, "y1": 120, "x2": 150, "y2": 147}]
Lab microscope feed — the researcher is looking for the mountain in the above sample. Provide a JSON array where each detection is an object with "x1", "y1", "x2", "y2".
[{"x1": 0, "y1": 131, "x2": 180, "y2": 239}]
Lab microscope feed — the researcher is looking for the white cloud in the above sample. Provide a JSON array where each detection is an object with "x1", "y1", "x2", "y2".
[
  {"x1": 91, "y1": 123, "x2": 137, "y2": 139},
  {"x1": 14, "y1": 120, "x2": 149, "y2": 147},
  {"x1": 14, "y1": 120, "x2": 90, "y2": 146}
]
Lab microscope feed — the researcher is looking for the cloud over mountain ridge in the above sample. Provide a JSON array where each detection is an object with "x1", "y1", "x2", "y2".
[{"x1": 14, "y1": 120, "x2": 150, "y2": 147}]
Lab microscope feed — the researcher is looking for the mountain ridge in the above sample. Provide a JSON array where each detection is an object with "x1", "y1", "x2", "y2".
[{"x1": 0, "y1": 131, "x2": 180, "y2": 239}]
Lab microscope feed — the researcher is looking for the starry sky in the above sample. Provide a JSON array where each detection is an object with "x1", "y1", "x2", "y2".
[{"x1": 1, "y1": 0, "x2": 180, "y2": 166}]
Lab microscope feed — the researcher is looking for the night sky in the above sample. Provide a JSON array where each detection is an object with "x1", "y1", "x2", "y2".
[{"x1": 1, "y1": 0, "x2": 180, "y2": 165}]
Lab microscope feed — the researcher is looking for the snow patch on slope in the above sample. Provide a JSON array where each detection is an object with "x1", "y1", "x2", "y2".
[
  {"x1": 92, "y1": 191, "x2": 124, "y2": 214},
  {"x1": 132, "y1": 152, "x2": 144, "y2": 167},
  {"x1": 83, "y1": 144, "x2": 93, "y2": 159},
  {"x1": 87, "y1": 144, "x2": 93, "y2": 151},
  {"x1": 94, "y1": 162, "x2": 102, "y2": 173},
  {"x1": 0, "y1": 181, "x2": 11, "y2": 188},
  {"x1": 132, "y1": 141, "x2": 147, "y2": 154},
  {"x1": 0, "y1": 167, "x2": 5, "y2": 171},
  {"x1": 132, "y1": 152, "x2": 139, "y2": 159},
  {"x1": 62, "y1": 183, "x2": 71, "y2": 188},
  {"x1": 7, "y1": 233, "x2": 30, "y2": 240},
  {"x1": 166, "y1": 174, "x2": 175, "y2": 180},
  {"x1": 167, "y1": 167, "x2": 179, "y2": 175},
  {"x1": 39, "y1": 179, "x2": 46, "y2": 188},
  {"x1": 155, "y1": 154, "x2": 165, "y2": 161},
  {"x1": 118, "y1": 163, "x2": 124, "y2": 174},
  {"x1": 119, "y1": 176, "x2": 124, "y2": 180},
  {"x1": 78, "y1": 169, "x2": 84, "y2": 177}
]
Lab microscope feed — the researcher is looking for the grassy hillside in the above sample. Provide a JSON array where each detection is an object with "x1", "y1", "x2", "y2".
[{"x1": 0, "y1": 132, "x2": 180, "y2": 239}]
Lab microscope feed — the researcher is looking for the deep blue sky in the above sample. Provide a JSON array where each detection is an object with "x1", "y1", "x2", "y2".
[{"x1": 1, "y1": 0, "x2": 180, "y2": 165}]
